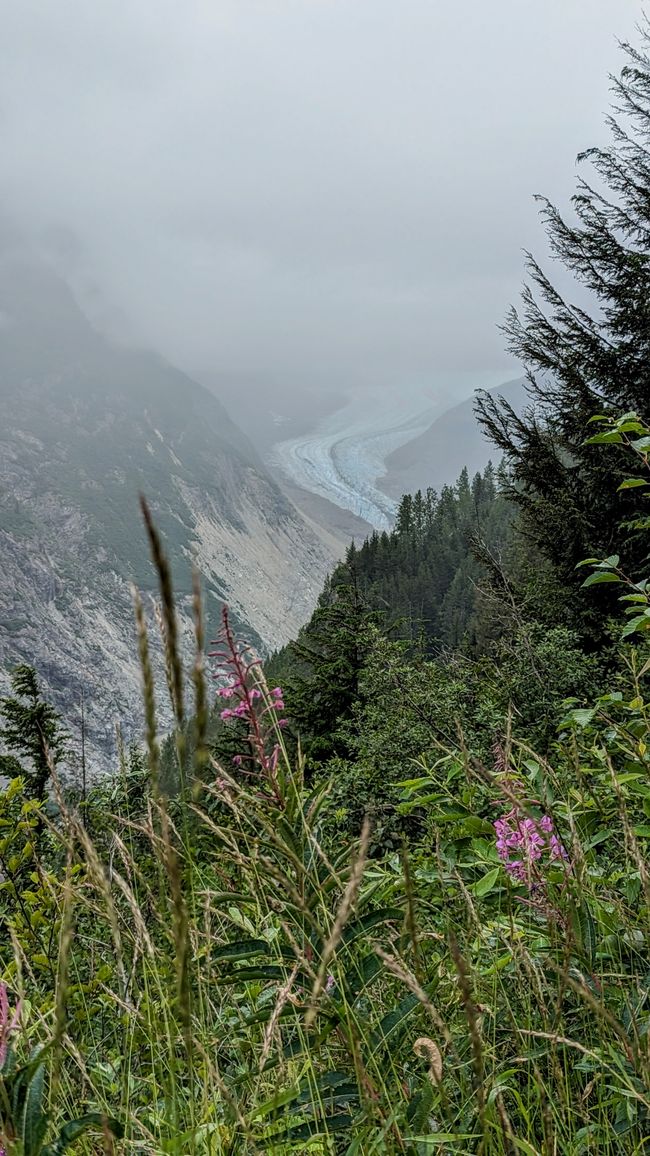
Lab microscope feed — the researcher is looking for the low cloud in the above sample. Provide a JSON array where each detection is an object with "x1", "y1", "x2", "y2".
[{"x1": 0, "y1": 0, "x2": 641, "y2": 393}]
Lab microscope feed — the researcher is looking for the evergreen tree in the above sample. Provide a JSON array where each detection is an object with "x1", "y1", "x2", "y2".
[
  {"x1": 286, "y1": 567, "x2": 377, "y2": 765},
  {"x1": 395, "y1": 494, "x2": 413, "y2": 536},
  {"x1": 0, "y1": 665, "x2": 67, "y2": 800},
  {"x1": 477, "y1": 30, "x2": 650, "y2": 628}
]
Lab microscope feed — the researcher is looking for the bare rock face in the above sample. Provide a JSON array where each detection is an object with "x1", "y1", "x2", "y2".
[{"x1": 0, "y1": 260, "x2": 339, "y2": 775}]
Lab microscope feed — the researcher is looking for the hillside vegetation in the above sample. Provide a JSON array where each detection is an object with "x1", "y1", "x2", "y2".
[{"x1": 4, "y1": 24, "x2": 650, "y2": 1156}]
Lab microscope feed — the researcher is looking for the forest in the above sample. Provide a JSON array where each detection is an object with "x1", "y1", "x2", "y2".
[{"x1": 3, "y1": 26, "x2": 650, "y2": 1156}]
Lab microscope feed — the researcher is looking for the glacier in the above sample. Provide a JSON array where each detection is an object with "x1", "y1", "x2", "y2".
[{"x1": 270, "y1": 386, "x2": 447, "y2": 530}]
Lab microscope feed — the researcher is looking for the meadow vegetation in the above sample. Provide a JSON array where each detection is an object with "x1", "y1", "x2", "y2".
[{"x1": 0, "y1": 410, "x2": 648, "y2": 1154}]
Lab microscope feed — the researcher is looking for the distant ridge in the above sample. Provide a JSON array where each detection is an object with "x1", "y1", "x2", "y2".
[
  {"x1": 0, "y1": 259, "x2": 343, "y2": 772},
  {"x1": 380, "y1": 377, "x2": 528, "y2": 498}
]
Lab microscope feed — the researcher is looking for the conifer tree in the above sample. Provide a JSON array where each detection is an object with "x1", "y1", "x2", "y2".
[
  {"x1": 477, "y1": 30, "x2": 650, "y2": 619},
  {"x1": 286, "y1": 567, "x2": 376, "y2": 764},
  {"x1": 395, "y1": 494, "x2": 412, "y2": 535},
  {"x1": 0, "y1": 665, "x2": 67, "y2": 800}
]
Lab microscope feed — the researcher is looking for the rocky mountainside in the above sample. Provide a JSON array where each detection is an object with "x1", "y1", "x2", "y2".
[
  {"x1": 380, "y1": 377, "x2": 528, "y2": 498},
  {"x1": 0, "y1": 261, "x2": 343, "y2": 775}
]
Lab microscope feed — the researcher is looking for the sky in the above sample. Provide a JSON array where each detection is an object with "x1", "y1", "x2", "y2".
[{"x1": 0, "y1": 0, "x2": 644, "y2": 399}]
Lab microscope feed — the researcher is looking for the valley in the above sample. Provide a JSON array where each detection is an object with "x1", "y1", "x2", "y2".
[{"x1": 268, "y1": 375, "x2": 523, "y2": 531}]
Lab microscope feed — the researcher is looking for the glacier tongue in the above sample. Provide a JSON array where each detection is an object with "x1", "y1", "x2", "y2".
[{"x1": 270, "y1": 387, "x2": 443, "y2": 531}]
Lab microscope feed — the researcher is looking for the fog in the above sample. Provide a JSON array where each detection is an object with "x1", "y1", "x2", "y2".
[{"x1": 0, "y1": 0, "x2": 642, "y2": 402}]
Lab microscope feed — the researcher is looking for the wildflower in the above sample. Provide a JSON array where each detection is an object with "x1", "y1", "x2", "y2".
[
  {"x1": 549, "y1": 833, "x2": 569, "y2": 861},
  {"x1": 208, "y1": 607, "x2": 287, "y2": 807},
  {"x1": 494, "y1": 808, "x2": 567, "y2": 888},
  {"x1": 0, "y1": 982, "x2": 21, "y2": 1068},
  {"x1": 325, "y1": 974, "x2": 336, "y2": 994}
]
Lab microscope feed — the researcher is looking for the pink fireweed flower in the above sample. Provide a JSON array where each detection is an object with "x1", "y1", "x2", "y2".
[
  {"x1": 0, "y1": 982, "x2": 21, "y2": 1068},
  {"x1": 494, "y1": 808, "x2": 567, "y2": 889},
  {"x1": 209, "y1": 607, "x2": 288, "y2": 806}
]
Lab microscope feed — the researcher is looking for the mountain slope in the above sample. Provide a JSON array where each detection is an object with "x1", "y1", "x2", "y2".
[
  {"x1": 380, "y1": 377, "x2": 528, "y2": 499},
  {"x1": 0, "y1": 260, "x2": 340, "y2": 773}
]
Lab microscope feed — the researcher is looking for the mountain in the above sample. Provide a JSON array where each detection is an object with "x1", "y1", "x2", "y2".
[
  {"x1": 198, "y1": 368, "x2": 347, "y2": 457},
  {"x1": 380, "y1": 377, "x2": 529, "y2": 499},
  {"x1": 0, "y1": 260, "x2": 343, "y2": 774}
]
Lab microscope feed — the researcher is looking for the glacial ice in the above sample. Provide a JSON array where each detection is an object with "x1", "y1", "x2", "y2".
[{"x1": 270, "y1": 387, "x2": 444, "y2": 531}]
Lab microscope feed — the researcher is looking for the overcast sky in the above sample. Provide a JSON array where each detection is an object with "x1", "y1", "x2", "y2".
[{"x1": 0, "y1": 0, "x2": 644, "y2": 396}]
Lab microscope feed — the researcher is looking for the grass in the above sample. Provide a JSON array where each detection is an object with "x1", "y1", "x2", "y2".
[{"x1": 2, "y1": 521, "x2": 650, "y2": 1154}]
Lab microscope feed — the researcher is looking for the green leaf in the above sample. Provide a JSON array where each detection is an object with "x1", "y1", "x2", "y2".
[
  {"x1": 267, "y1": 1112, "x2": 354, "y2": 1143},
  {"x1": 471, "y1": 866, "x2": 501, "y2": 897},
  {"x1": 41, "y1": 1114, "x2": 124, "y2": 1156},
  {"x1": 347, "y1": 950, "x2": 384, "y2": 999},
  {"x1": 568, "y1": 708, "x2": 596, "y2": 728},
  {"x1": 212, "y1": 939, "x2": 270, "y2": 963},
  {"x1": 582, "y1": 572, "x2": 622, "y2": 587},
  {"x1": 615, "y1": 418, "x2": 648, "y2": 433},
  {"x1": 22, "y1": 1060, "x2": 48, "y2": 1156},
  {"x1": 406, "y1": 1078, "x2": 434, "y2": 1132},
  {"x1": 584, "y1": 831, "x2": 611, "y2": 850},
  {"x1": 622, "y1": 614, "x2": 650, "y2": 638},
  {"x1": 244, "y1": 1004, "x2": 300, "y2": 1027},
  {"x1": 250, "y1": 1083, "x2": 305, "y2": 1120},
  {"x1": 340, "y1": 907, "x2": 402, "y2": 946},
  {"x1": 297, "y1": 1074, "x2": 360, "y2": 1107},
  {"x1": 576, "y1": 903, "x2": 597, "y2": 964},
  {"x1": 217, "y1": 965, "x2": 298, "y2": 984},
  {"x1": 618, "y1": 478, "x2": 650, "y2": 490},
  {"x1": 404, "y1": 1136, "x2": 480, "y2": 1147},
  {"x1": 584, "y1": 431, "x2": 623, "y2": 445},
  {"x1": 370, "y1": 991, "x2": 421, "y2": 1052},
  {"x1": 632, "y1": 436, "x2": 650, "y2": 452}
]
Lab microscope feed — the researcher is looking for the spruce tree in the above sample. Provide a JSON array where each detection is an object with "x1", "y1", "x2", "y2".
[
  {"x1": 0, "y1": 665, "x2": 67, "y2": 800},
  {"x1": 477, "y1": 30, "x2": 650, "y2": 626},
  {"x1": 286, "y1": 567, "x2": 377, "y2": 765}
]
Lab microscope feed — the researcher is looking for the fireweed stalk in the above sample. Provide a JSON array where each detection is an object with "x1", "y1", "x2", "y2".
[
  {"x1": 209, "y1": 607, "x2": 288, "y2": 806},
  {"x1": 489, "y1": 744, "x2": 569, "y2": 893}
]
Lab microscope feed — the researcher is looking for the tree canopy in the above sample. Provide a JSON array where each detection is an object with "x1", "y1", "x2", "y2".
[{"x1": 477, "y1": 31, "x2": 650, "y2": 634}]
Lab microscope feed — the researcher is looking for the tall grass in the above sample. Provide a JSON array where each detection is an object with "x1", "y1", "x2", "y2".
[{"x1": 2, "y1": 517, "x2": 650, "y2": 1154}]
